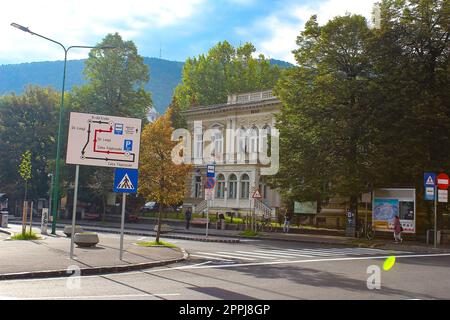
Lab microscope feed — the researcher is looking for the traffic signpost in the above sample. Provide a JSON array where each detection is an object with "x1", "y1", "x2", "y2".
[
  {"x1": 424, "y1": 172, "x2": 448, "y2": 248},
  {"x1": 114, "y1": 168, "x2": 139, "y2": 260},
  {"x1": 66, "y1": 112, "x2": 142, "y2": 260},
  {"x1": 204, "y1": 164, "x2": 216, "y2": 238}
]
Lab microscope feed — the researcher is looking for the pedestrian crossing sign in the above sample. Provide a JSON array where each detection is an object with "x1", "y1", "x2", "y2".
[{"x1": 114, "y1": 168, "x2": 138, "y2": 193}]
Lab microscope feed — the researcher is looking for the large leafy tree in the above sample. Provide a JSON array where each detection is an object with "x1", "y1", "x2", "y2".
[
  {"x1": 368, "y1": 0, "x2": 450, "y2": 227},
  {"x1": 139, "y1": 108, "x2": 192, "y2": 243},
  {"x1": 0, "y1": 86, "x2": 59, "y2": 207},
  {"x1": 271, "y1": 0, "x2": 449, "y2": 230},
  {"x1": 174, "y1": 41, "x2": 281, "y2": 111},
  {"x1": 67, "y1": 33, "x2": 153, "y2": 217},
  {"x1": 271, "y1": 14, "x2": 376, "y2": 216}
]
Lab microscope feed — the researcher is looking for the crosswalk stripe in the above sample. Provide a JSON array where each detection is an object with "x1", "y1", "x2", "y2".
[
  {"x1": 196, "y1": 252, "x2": 257, "y2": 261},
  {"x1": 253, "y1": 250, "x2": 315, "y2": 258},
  {"x1": 284, "y1": 248, "x2": 378, "y2": 256},
  {"x1": 281, "y1": 249, "x2": 340, "y2": 257},
  {"x1": 190, "y1": 254, "x2": 234, "y2": 262},
  {"x1": 232, "y1": 251, "x2": 279, "y2": 260}
]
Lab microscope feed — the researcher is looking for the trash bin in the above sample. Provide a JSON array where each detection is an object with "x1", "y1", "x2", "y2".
[{"x1": 1, "y1": 214, "x2": 8, "y2": 228}]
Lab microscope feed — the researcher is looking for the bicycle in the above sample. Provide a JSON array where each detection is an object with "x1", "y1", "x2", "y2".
[
  {"x1": 357, "y1": 222, "x2": 375, "y2": 240},
  {"x1": 256, "y1": 217, "x2": 274, "y2": 232}
]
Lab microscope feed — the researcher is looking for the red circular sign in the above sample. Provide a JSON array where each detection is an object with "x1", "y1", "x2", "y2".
[{"x1": 437, "y1": 173, "x2": 449, "y2": 190}]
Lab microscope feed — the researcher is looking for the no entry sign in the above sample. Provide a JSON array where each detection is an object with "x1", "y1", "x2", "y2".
[{"x1": 437, "y1": 173, "x2": 449, "y2": 190}]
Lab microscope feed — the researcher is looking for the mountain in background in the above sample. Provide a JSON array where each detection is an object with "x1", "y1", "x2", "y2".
[{"x1": 0, "y1": 58, "x2": 292, "y2": 114}]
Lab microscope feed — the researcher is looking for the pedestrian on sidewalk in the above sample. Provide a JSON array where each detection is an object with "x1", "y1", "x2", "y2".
[
  {"x1": 283, "y1": 209, "x2": 292, "y2": 233},
  {"x1": 393, "y1": 215, "x2": 403, "y2": 243},
  {"x1": 185, "y1": 208, "x2": 192, "y2": 230}
]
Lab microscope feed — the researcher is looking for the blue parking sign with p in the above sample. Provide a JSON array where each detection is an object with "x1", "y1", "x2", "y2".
[{"x1": 124, "y1": 140, "x2": 133, "y2": 151}]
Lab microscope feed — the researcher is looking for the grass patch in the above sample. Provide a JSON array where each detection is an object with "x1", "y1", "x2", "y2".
[
  {"x1": 11, "y1": 232, "x2": 41, "y2": 241},
  {"x1": 137, "y1": 240, "x2": 178, "y2": 248},
  {"x1": 240, "y1": 230, "x2": 259, "y2": 237}
]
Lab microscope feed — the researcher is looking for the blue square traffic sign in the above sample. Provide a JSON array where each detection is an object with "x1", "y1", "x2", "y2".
[
  {"x1": 124, "y1": 140, "x2": 133, "y2": 151},
  {"x1": 424, "y1": 172, "x2": 436, "y2": 187},
  {"x1": 207, "y1": 164, "x2": 215, "y2": 178},
  {"x1": 114, "y1": 123, "x2": 124, "y2": 135},
  {"x1": 114, "y1": 168, "x2": 138, "y2": 193}
]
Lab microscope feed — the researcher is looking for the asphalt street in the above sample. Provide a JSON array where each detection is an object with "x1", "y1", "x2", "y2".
[{"x1": 0, "y1": 234, "x2": 449, "y2": 300}]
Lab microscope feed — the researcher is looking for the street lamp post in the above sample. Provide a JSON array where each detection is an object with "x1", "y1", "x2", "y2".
[{"x1": 11, "y1": 23, "x2": 115, "y2": 234}]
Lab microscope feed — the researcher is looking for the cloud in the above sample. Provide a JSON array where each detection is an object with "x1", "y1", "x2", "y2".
[
  {"x1": 248, "y1": 0, "x2": 377, "y2": 64},
  {"x1": 1, "y1": 0, "x2": 205, "y2": 63}
]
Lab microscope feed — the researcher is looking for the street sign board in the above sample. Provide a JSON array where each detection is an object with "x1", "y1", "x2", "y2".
[
  {"x1": 438, "y1": 189, "x2": 448, "y2": 203},
  {"x1": 66, "y1": 112, "x2": 142, "y2": 169},
  {"x1": 114, "y1": 168, "x2": 139, "y2": 193},
  {"x1": 424, "y1": 173, "x2": 436, "y2": 187},
  {"x1": 207, "y1": 164, "x2": 215, "y2": 178},
  {"x1": 205, "y1": 177, "x2": 215, "y2": 189},
  {"x1": 252, "y1": 189, "x2": 262, "y2": 199},
  {"x1": 437, "y1": 173, "x2": 449, "y2": 190},
  {"x1": 425, "y1": 187, "x2": 435, "y2": 201}
]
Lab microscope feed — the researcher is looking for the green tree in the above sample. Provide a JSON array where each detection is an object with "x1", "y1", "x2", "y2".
[
  {"x1": 139, "y1": 108, "x2": 192, "y2": 243},
  {"x1": 19, "y1": 150, "x2": 32, "y2": 201},
  {"x1": 271, "y1": 14, "x2": 375, "y2": 216},
  {"x1": 0, "y1": 86, "x2": 59, "y2": 207},
  {"x1": 67, "y1": 33, "x2": 153, "y2": 217},
  {"x1": 174, "y1": 41, "x2": 281, "y2": 111},
  {"x1": 271, "y1": 0, "x2": 449, "y2": 231}
]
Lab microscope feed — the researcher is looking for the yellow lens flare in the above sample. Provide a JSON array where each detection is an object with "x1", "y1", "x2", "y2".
[{"x1": 383, "y1": 256, "x2": 396, "y2": 271}]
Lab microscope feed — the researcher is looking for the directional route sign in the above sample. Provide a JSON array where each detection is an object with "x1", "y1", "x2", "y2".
[
  {"x1": 66, "y1": 112, "x2": 142, "y2": 169},
  {"x1": 114, "y1": 168, "x2": 138, "y2": 193}
]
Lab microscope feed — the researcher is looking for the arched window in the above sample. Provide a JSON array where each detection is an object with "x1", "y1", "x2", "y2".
[
  {"x1": 240, "y1": 174, "x2": 250, "y2": 199},
  {"x1": 216, "y1": 174, "x2": 225, "y2": 199},
  {"x1": 228, "y1": 174, "x2": 237, "y2": 199}
]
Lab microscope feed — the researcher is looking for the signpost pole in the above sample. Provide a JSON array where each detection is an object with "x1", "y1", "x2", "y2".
[
  {"x1": 120, "y1": 193, "x2": 126, "y2": 261},
  {"x1": 206, "y1": 200, "x2": 209, "y2": 238},
  {"x1": 434, "y1": 185, "x2": 438, "y2": 248},
  {"x1": 70, "y1": 165, "x2": 80, "y2": 260}
]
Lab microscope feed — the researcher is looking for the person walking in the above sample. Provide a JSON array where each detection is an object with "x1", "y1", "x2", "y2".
[
  {"x1": 185, "y1": 208, "x2": 192, "y2": 230},
  {"x1": 283, "y1": 210, "x2": 292, "y2": 233},
  {"x1": 393, "y1": 215, "x2": 403, "y2": 243}
]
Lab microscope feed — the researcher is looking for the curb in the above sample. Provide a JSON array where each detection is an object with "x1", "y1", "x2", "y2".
[
  {"x1": 0, "y1": 248, "x2": 189, "y2": 281},
  {"x1": 0, "y1": 229, "x2": 12, "y2": 236}
]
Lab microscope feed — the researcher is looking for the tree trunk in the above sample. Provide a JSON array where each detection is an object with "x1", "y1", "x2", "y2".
[
  {"x1": 102, "y1": 195, "x2": 107, "y2": 222},
  {"x1": 156, "y1": 205, "x2": 163, "y2": 244}
]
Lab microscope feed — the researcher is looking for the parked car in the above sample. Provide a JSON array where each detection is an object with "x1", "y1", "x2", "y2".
[{"x1": 140, "y1": 201, "x2": 158, "y2": 213}]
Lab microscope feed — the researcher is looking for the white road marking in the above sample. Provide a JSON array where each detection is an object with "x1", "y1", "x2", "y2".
[
  {"x1": 253, "y1": 250, "x2": 315, "y2": 258},
  {"x1": 232, "y1": 251, "x2": 278, "y2": 260},
  {"x1": 2, "y1": 253, "x2": 449, "y2": 283},
  {"x1": 19, "y1": 293, "x2": 181, "y2": 300},
  {"x1": 190, "y1": 254, "x2": 233, "y2": 262},
  {"x1": 208, "y1": 252, "x2": 258, "y2": 261}
]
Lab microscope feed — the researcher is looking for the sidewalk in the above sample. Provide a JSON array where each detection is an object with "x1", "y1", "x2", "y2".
[
  {"x1": 0, "y1": 225, "x2": 187, "y2": 280},
  {"x1": 5, "y1": 217, "x2": 450, "y2": 254}
]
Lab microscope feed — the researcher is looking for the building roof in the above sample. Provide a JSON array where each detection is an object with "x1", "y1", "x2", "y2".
[{"x1": 183, "y1": 90, "x2": 281, "y2": 118}]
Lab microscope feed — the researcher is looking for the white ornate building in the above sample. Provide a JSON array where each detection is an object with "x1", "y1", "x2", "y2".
[{"x1": 182, "y1": 90, "x2": 282, "y2": 216}]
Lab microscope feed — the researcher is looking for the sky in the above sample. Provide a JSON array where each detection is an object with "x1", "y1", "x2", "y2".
[{"x1": 1, "y1": 0, "x2": 378, "y2": 65}]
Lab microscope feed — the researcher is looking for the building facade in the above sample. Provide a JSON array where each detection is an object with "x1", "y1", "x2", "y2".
[{"x1": 182, "y1": 90, "x2": 282, "y2": 217}]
